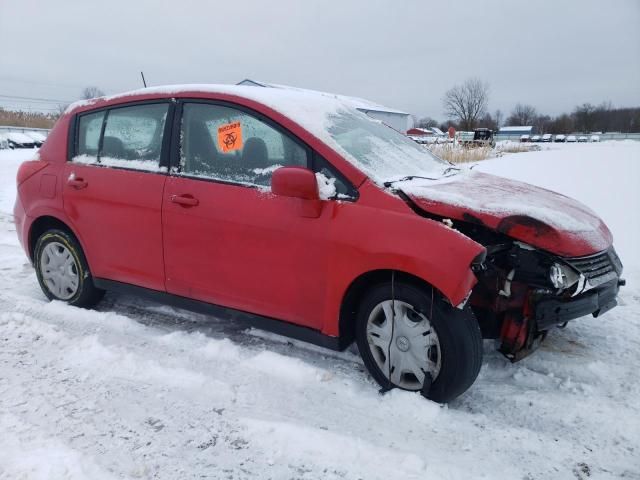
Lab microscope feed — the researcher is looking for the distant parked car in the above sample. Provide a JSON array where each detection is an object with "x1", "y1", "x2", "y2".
[
  {"x1": 520, "y1": 134, "x2": 530, "y2": 142},
  {"x1": 566, "y1": 135, "x2": 577, "y2": 143},
  {"x1": 25, "y1": 131, "x2": 47, "y2": 147},
  {"x1": 4, "y1": 132, "x2": 37, "y2": 149},
  {"x1": 531, "y1": 135, "x2": 541, "y2": 142},
  {"x1": 578, "y1": 136, "x2": 588, "y2": 143},
  {"x1": 590, "y1": 135, "x2": 600, "y2": 142},
  {"x1": 470, "y1": 128, "x2": 495, "y2": 147},
  {"x1": 554, "y1": 134, "x2": 566, "y2": 143},
  {"x1": 541, "y1": 134, "x2": 553, "y2": 142},
  {"x1": 408, "y1": 135, "x2": 435, "y2": 145}
]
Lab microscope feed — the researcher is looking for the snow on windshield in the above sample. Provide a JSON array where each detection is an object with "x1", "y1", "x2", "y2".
[{"x1": 325, "y1": 109, "x2": 448, "y2": 183}]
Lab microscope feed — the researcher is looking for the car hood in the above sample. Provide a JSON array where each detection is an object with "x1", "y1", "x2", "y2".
[{"x1": 400, "y1": 171, "x2": 612, "y2": 257}]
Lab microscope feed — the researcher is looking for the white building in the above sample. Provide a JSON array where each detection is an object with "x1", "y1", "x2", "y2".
[{"x1": 237, "y1": 79, "x2": 412, "y2": 133}]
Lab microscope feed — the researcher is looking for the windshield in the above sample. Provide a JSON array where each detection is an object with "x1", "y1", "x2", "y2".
[{"x1": 326, "y1": 109, "x2": 450, "y2": 184}]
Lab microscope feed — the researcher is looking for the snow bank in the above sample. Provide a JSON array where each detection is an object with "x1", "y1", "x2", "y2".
[{"x1": 1, "y1": 140, "x2": 639, "y2": 479}]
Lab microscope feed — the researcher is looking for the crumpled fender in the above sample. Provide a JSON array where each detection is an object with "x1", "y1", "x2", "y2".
[{"x1": 403, "y1": 171, "x2": 612, "y2": 257}]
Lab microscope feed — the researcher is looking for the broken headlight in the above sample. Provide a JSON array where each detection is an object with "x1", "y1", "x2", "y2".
[{"x1": 549, "y1": 262, "x2": 580, "y2": 290}]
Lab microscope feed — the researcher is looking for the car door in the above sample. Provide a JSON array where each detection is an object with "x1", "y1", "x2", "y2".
[
  {"x1": 162, "y1": 101, "x2": 353, "y2": 329},
  {"x1": 63, "y1": 101, "x2": 172, "y2": 291}
]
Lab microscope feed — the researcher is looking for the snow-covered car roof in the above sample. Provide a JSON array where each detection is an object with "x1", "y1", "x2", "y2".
[
  {"x1": 25, "y1": 131, "x2": 47, "y2": 142},
  {"x1": 499, "y1": 126, "x2": 533, "y2": 132},
  {"x1": 66, "y1": 84, "x2": 447, "y2": 184},
  {"x1": 236, "y1": 79, "x2": 410, "y2": 116},
  {"x1": 4, "y1": 132, "x2": 35, "y2": 143}
]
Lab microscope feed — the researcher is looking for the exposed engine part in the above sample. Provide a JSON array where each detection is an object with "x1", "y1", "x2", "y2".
[{"x1": 499, "y1": 269, "x2": 515, "y2": 297}]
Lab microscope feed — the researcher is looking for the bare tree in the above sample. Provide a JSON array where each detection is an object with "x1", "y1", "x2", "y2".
[
  {"x1": 479, "y1": 112, "x2": 497, "y2": 131},
  {"x1": 82, "y1": 86, "x2": 105, "y2": 100},
  {"x1": 506, "y1": 103, "x2": 537, "y2": 126},
  {"x1": 442, "y1": 78, "x2": 489, "y2": 130},
  {"x1": 55, "y1": 103, "x2": 70, "y2": 117},
  {"x1": 416, "y1": 116, "x2": 439, "y2": 128},
  {"x1": 494, "y1": 109, "x2": 503, "y2": 129},
  {"x1": 573, "y1": 103, "x2": 596, "y2": 132}
]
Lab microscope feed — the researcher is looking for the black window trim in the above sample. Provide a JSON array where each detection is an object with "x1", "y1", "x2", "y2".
[
  {"x1": 169, "y1": 98, "x2": 359, "y2": 201},
  {"x1": 69, "y1": 99, "x2": 176, "y2": 175}
]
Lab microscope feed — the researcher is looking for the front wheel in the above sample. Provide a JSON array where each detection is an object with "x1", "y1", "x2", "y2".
[
  {"x1": 34, "y1": 229, "x2": 104, "y2": 308},
  {"x1": 356, "y1": 281, "x2": 483, "y2": 403}
]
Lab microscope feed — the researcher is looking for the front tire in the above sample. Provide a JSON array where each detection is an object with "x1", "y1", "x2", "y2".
[
  {"x1": 356, "y1": 281, "x2": 482, "y2": 403},
  {"x1": 34, "y1": 229, "x2": 104, "y2": 308}
]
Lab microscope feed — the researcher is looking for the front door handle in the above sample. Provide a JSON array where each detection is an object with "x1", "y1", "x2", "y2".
[
  {"x1": 67, "y1": 175, "x2": 88, "y2": 189},
  {"x1": 170, "y1": 194, "x2": 199, "y2": 207}
]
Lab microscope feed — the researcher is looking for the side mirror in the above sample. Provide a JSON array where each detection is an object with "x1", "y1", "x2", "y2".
[
  {"x1": 271, "y1": 166, "x2": 322, "y2": 218},
  {"x1": 272, "y1": 166, "x2": 319, "y2": 200}
]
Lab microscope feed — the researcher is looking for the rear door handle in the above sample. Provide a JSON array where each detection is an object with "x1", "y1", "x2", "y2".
[
  {"x1": 67, "y1": 175, "x2": 88, "y2": 189},
  {"x1": 170, "y1": 194, "x2": 199, "y2": 207}
]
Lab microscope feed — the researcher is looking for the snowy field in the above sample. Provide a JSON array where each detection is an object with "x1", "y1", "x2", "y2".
[{"x1": 0, "y1": 142, "x2": 639, "y2": 479}]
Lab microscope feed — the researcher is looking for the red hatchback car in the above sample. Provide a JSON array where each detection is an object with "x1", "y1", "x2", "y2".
[{"x1": 14, "y1": 85, "x2": 624, "y2": 402}]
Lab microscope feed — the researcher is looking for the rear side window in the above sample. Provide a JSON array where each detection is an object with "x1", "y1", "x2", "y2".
[
  {"x1": 77, "y1": 111, "x2": 105, "y2": 157},
  {"x1": 74, "y1": 103, "x2": 169, "y2": 172},
  {"x1": 178, "y1": 103, "x2": 308, "y2": 187}
]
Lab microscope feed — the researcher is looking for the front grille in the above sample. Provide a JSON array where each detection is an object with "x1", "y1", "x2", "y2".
[{"x1": 566, "y1": 250, "x2": 617, "y2": 287}]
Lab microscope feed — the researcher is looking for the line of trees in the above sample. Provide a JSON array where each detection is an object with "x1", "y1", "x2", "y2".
[
  {"x1": 418, "y1": 78, "x2": 640, "y2": 134},
  {"x1": 0, "y1": 86, "x2": 106, "y2": 129}
]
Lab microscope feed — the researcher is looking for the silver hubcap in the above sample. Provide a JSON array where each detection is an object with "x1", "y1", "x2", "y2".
[
  {"x1": 40, "y1": 242, "x2": 79, "y2": 300},
  {"x1": 366, "y1": 300, "x2": 441, "y2": 390}
]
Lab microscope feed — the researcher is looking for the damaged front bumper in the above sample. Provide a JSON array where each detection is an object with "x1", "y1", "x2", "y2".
[
  {"x1": 472, "y1": 244, "x2": 624, "y2": 361},
  {"x1": 533, "y1": 278, "x2": 624, "y2": 331}
]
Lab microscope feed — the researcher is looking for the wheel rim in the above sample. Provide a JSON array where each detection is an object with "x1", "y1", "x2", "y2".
[
  {"x1": 39, "y1": 241, "x2": 79, "y2": 300},
  {"x1": 366, "y1": 299, "x2": 441, "y2": 390}
]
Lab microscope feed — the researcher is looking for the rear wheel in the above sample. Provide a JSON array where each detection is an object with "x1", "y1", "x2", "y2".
[
  {"x1": 34, "y1": 229, "x2": 104, "y2": 308},
  {"x1": 356, "y1": 281, "x2": 483, "y2": 403}
]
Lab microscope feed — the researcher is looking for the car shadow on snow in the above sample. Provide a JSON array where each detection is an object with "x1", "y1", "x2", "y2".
[{"x1": 96, "y1": 291, "x2": 368, "y2": 382}]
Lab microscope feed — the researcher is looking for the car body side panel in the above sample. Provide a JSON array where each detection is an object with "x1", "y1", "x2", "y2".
[
  {"x1": 162, "y1": 176, "x2": 332, "y2": 330},
  {"x1": 62, "y1": 163, "x2": 167, "y2": 291},
  {"x1": 319, "y1": 181, "x2": 484, "y2": 336},
  {"x1": 37, "y1": 113, "x2": 72, "y2": 163}
]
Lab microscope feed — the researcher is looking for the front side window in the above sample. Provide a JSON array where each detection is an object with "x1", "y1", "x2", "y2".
[
  {"x1": 74, "y1": 103, "x2": 169, "y2": 172},
  {"x1": 179, "y1": 103, "x2": 308, "y2": 187}
]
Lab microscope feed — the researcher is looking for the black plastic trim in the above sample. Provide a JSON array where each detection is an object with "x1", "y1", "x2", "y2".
[
  {"x1": 93, "y1": 278, "x2": 349, "y2": 351},
  {"x1": 534, "y1": 281, "x2": 619, "y2": 330}
]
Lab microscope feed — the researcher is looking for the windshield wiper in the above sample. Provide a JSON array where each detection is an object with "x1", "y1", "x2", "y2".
[
  {"x1": 383, "y1": 175, "x2": 440, "y2": 187},
  {"x1": 383, "y1": 168, "x2": 461, "y2": 187}
]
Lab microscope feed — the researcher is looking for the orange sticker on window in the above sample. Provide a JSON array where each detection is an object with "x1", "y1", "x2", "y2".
[{"x1": 217, "y1": 121, "x2": 243, "y2": 153}]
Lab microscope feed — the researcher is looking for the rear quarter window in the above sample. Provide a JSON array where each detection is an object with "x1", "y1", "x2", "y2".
[{"x1": 77, "y1": 111, "x2": 105, "y2": 157}]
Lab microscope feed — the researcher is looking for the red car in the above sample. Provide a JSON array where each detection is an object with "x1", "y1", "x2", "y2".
[{"x1": 14, "y1": 85, "x2": 624, "y2": 402}]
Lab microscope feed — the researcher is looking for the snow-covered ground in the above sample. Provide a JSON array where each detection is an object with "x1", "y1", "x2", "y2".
[{"x1": 0, "y1": 142, "x2": 638, "y2": 479}]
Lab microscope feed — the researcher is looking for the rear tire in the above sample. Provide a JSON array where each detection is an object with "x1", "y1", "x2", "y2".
[
  {"x1": 356, "y1": 281, "x2": 483, "y2": 403},
  {"x1": 34, "y1": 229, "x2": 104, "y2": 308}
]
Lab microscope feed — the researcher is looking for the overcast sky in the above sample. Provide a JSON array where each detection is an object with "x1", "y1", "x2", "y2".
[{"x1": 1, "y1": 0, "x2": 638, "y2": 120}]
